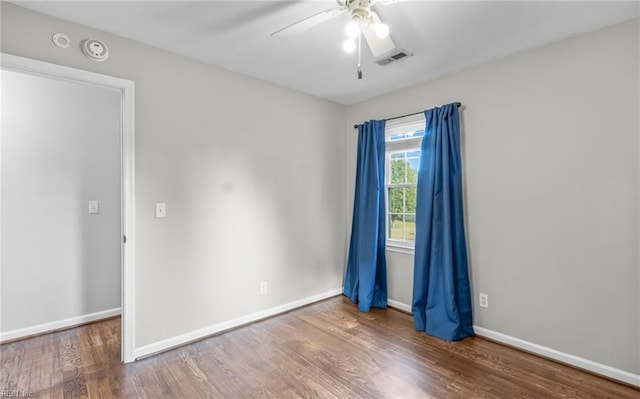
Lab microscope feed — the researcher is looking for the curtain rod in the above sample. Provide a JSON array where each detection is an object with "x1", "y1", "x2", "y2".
[{"x1": 353, "y1": 102, "x2": 462, "y2": 129}]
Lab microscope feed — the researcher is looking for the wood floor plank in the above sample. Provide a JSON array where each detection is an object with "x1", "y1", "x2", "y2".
[{"x1": 1, "y1": 296, "x2": 638, "y2": 398}]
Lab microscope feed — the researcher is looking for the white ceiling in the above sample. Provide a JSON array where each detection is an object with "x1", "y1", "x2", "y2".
[{"x1": 13, "y1": 1, "x2": 639, "y2": 105}]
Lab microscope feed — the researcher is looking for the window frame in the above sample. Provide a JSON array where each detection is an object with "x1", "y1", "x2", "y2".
[{"x1": 384, "y1": 114, "x2": 425, "y2": 254}]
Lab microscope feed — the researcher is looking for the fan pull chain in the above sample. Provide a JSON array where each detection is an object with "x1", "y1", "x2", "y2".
[{"x1": 357, "y1": 28, "x2": 363, "y2": 79}]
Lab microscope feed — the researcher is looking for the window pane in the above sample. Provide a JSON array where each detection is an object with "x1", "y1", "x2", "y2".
[
  {"x1": 385, "y1": 125, "x2": 422, "y2": 243},
  {"x1": 407, "y1": 159, "x2": 419, "y2": 183},
  {"x1": 389, "y1": 214, "x2": 404, "y2": 240},
  {"x1": 388, "y1": 214, "x2": 393, "y2": 239},
  {"x1": 389, "y1": 187, "x2": 404, "y2": 214},
  {"x1": 405, "y1": 187, "x2": 417, "y2": 213},
  {"x1": 390, "y1": 159, "x2": 405, "y2": 184},
  {"x1": 405, "y1": 215, "x2": 416, "y2": 242}
]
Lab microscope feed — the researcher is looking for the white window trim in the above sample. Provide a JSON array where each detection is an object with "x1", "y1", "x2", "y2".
[
  {"x1": 385, "y1": 113, "x2": 425, "y2": 139},
  {"x1": 384, "y1": 114, "x2": 425, "y2": 254},
  {"x1": 387, "y1": 240, "x2": 415, "y2": 255}
]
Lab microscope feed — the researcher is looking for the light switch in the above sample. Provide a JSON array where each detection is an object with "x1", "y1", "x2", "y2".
[
  {"x1": 88, "y1": 201, "x2": 100, "y2": 214},
  {"x1": 155, "y1": 202, "x2": 167, "y2": 218}
]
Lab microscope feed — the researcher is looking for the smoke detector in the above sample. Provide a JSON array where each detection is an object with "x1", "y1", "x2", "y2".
[
  {"x1": 82, "y1": 39, "x2": 109, "y2": 62},
  {"x1": 375, "y1": 49, "x2": 413, "y2": 66}
]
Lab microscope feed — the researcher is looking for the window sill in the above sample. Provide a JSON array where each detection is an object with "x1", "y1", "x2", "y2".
[{"x1": 386, "y1": 242, "x2": 415, "y2": 255}]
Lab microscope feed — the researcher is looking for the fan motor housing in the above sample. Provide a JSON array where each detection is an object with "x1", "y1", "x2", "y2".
[{"x1": 348, "y1": 0, "x2": 373, "y2": 26}]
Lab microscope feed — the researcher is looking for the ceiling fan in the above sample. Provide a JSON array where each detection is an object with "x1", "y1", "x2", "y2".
[{"x1": 271, "y1": 0, "x2": 404, "y2": 79}]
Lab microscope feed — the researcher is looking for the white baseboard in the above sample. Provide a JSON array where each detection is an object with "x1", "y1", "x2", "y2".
[
  {"x1": 388, "y1": 299, "x2": 411, "y2": 313},
  {"x1": 134, "y1": 288, "x2": 343, "y2": 360},
  {"x1": 386, "y1": 298, "x2": 639, "y2": 387},
  {"x1": 474, "y1": 326, "x2": 640, "y2": 387},
  {"x1": 0, "y1": 308, "x2": 121, "y2": 343}
]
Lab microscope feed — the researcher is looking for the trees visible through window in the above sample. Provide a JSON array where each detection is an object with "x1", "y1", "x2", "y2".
[
  {"x1": 388, "y1": 150, "x2": 419, "y2": 241},
  {"x1": 385, "y1": 116, "x2": 425, "y2": 248}
]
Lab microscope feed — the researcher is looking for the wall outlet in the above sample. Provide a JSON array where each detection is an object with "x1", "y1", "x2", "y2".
[
  {"x1": 260, "y1": 281, "x2": 267, "y2": 294},
  {"x1": 479, "y1": 293, "x2": 489, "y2": 308}
]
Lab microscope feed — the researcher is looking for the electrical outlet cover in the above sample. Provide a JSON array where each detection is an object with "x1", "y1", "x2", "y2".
[{"x1": 479, "y1": 293, "x2": 489, "y2": 308}]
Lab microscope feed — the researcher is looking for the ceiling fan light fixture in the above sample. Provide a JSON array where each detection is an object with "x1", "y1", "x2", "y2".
[
  {"x1": 345, "y1": 20, "x2": 360, "y2": 39},
  {"x1": 343, "y1": 39, "x2": 357, "y2": 53},
  {"x1": 374, "y1": 22, "x2": 390, "y2": 39}
]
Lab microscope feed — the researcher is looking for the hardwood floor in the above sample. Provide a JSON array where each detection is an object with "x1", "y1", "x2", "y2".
[{"x1": 1, "y1": 296, "x2": 638, "y2": 398}]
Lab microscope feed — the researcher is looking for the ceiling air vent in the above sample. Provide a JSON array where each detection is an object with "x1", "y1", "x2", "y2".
[{"x1": 375, "y1": 49, "x2": 413, "y2": 67}]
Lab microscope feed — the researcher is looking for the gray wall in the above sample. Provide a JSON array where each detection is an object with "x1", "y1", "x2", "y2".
[
  {"x1": 1, "y1": 3, "x2": 346, "y2": 348},
  {"x1": 346, "y1": 18, "x2": 639, "y2": 374},
  {"x1": 3, "y1": 2, "x2": 637, "y2": 377},
  {"x1": 1, "y1": 69, "x2": 122, "y2": 333}
]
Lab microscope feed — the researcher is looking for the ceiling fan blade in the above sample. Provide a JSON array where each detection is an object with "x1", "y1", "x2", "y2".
[
  {"x1": 272, "y1": 6, "x2": 346, "y2": 39},
  {"x1": 362, "y1": 24, "x2": 396, "y2": 57}
]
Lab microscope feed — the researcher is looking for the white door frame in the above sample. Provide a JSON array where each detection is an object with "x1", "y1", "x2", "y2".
[{"x1": 1, "y1": 53, "x2": 136, "y2": 362}]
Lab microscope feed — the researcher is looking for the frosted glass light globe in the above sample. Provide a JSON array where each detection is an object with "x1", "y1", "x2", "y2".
[
  {"x1": 343, "y1": 39, "x2": 356, "y2": 53},
  {"x1": 345, "y1": 21, "x2": 360, "y2": 39}
]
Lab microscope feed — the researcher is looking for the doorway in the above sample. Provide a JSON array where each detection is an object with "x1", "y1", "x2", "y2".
[{"x1": 0, "y1": 53, "x2": 135, "y2": 362}]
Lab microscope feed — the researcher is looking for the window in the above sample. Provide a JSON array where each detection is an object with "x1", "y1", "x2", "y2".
[{"x1": 385, "y1": 115, "x2": 425, "y2": 250}]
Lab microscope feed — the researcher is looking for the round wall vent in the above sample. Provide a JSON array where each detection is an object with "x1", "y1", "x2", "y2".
[{"x1": 82, "y1": 39, "x2": 109, "y2": 62}]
